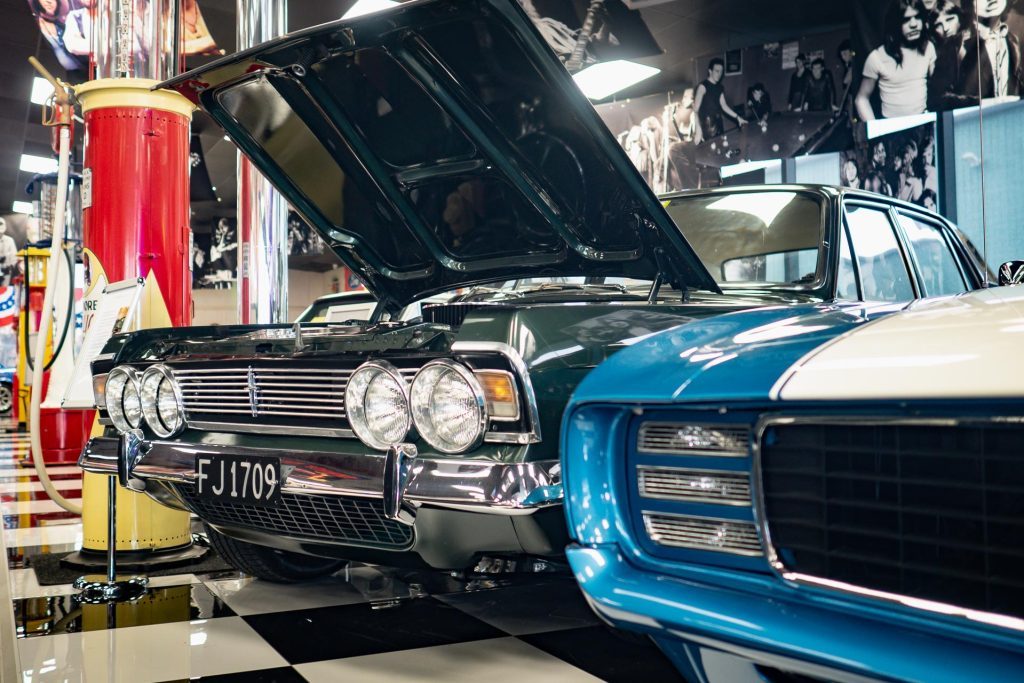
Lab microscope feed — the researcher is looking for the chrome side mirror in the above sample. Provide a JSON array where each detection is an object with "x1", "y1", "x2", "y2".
[{"x1": 998, "y1": 261, "x2": 1024, "y2": 286}]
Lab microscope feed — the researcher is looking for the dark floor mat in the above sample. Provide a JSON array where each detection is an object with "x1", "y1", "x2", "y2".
[{"x1": 28, "y1": 546, "x2": 234, "y2": 585}]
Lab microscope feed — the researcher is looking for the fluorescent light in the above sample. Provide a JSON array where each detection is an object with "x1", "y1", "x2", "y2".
[
  {"x1": 342, "y1": 0, "x2": 399, "y2": 18},
  {"x1": 12, "y1": 201, "x2": 34, "y2": 214},
  {"x1": 718, "y1": 159, "x2": 782, "y2": 179},
  {"x1": 866, "y1": 112, "x2": 936, "y2": 139},
  {"x1": 572, "y1": 60, "x2": 660, "y2": 100},
  {"x1": 20, "y1": 154, "x2": 58, "y2": 174},
  {"x1": 31, "y1": 77, "x2": 54, "y2": 105}
]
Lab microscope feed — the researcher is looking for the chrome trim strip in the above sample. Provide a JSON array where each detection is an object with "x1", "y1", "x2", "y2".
[
  {"x1": 451, "y1": 341, "x2": 542, "y2": 445},
  {"x1": 753, "y1": 414, "x2": 1024, "y2": 633},
  {"x1": 637, "y1": 421, "x2": 749, "y2": 457},
  {"x1": 174, "y1": 368, "x2": 354, "y2": 375},
  {"x1": 483, "y1": 432, "x2": 536, "y2": 445},
  {"x1": 80, "y1": 437, "x2": 561, "y2": 514},
  {"x1": 189, "y1": 421, "x2": 355, "y2": 438},
  {"x1": 636, "y1": 465, "x2": 752, "y2": 506},
  {"x1": 641, "y1": 510, "x2": 762, "y2": 556}
]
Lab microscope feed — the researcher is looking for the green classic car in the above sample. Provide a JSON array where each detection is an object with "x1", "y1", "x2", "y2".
[{"x1": 80, "y1": 0, "x2": 986, "y2": 580}]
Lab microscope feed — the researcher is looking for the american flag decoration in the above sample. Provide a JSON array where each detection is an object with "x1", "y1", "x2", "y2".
[{"x1": 0, "y1": 287, "x2": 17, "y2": 327}]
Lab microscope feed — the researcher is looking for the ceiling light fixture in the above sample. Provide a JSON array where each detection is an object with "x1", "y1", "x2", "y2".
[
  {"x1": 12, "y1": 201, "x2": 34, "y2": 215},
  {"x1": 342, "y1": 0, "x2": 399, "y2": 19},
  {"x1": 31, "y1": 77, "x2": 54, "y2": 105},
  {"x1": 572, "y1": 60, "x2": 660, "y2": 101},
  {"x1": 19, "y1": 154, "x2": 58, "y2": 174}
]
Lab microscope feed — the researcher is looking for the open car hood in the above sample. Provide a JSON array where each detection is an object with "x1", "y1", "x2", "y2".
[{"x1": 160, "y1": 0, "x2": 718, "y2": 308}]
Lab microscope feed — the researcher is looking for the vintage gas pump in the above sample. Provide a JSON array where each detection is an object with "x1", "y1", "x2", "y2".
[
  {"x1": 14, "y1": 245, "x2": 48, "y2": 429},
  {"x1": 64, "y1": 0, "x2": 203, "y2": 570},
  {"x1": 16, "y1": 172, "x2": 91, "y2": 463}
]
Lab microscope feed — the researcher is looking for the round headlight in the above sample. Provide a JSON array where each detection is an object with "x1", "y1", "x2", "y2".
[
  {"x1": 122, "y1": 379, "x2": 143, "y2": 429},
  {"x1": 140, "y1": 365, "x2": 184, "y2": 438},
  {"x1": 104, "y1": 366, "x2": 140, "y2": 433},
  {"x1": 410, "y1": 360, "x2": 487, "y2": 454},
  {"x1": 345, "y1": 361, "x2": 411, "y2": 450}
]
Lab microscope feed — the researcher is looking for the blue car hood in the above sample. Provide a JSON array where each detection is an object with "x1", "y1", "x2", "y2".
[{"x1": 569, "y1": 301, "x2": 905, "y2": 406}]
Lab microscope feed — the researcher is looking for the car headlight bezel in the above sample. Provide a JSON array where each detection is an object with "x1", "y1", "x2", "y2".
[
  {"x1": 345, "y1": 360, "x2": 412, "y2": 451},
  {"x1": 410, "y1": 359, "x2": 488, "y2": 454},
  {"x1": 139, "y1": 364, "x2": 185, "y2": 439},
  {"x1": 104, "y1": 366, "x2": 141, "y2": 432}
]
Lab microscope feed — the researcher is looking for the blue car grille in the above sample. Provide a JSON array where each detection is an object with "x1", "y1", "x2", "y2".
[
  {"x1": 760, "y1": 420, "x2": 1024, "y2": 620},
  {"x1": 628, "y1": 415, "x2": 762, "y2": 565}
]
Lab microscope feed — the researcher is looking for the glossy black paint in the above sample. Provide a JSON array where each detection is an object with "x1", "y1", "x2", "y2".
[{"x1": 159, "y1": 0, "x2": 719, "y2": 310}]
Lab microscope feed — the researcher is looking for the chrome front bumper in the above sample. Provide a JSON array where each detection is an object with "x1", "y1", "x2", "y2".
[{"x1": 79, "y1": 437, "x2": 563, "y2": 518}]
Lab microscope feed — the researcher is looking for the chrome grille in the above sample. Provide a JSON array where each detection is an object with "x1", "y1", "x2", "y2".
[
  {"x1": 638, "y1": 422, "x2": 749, "y2": 456},
  {"x1": 177, "y1": 484, "x2": 414, "y2": 549},
  {"x1": 642, "y1": 513, "x2": 762, "y2": 556},
  {"x1": 637, "y1": 466, "x2": 751, "y2": 505},
  {"x1": 172, "y1": 365, "x2": 420, "y2": 434}
]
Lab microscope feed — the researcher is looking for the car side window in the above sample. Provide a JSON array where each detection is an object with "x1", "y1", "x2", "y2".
[
  {"x1": 836, "y1": 222, "x2": 860, "y2": 300},
  {"x1": 844, "y1": 205, "x2": 915, "y2": 302},
  {"x1": 896, "y1": 213, "x2": 968, "y2": 297}
]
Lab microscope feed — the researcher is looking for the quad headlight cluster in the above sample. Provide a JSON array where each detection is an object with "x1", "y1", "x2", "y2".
[
  {"x1": 96, "y1": 359, "x2": 521, "y2": 453},
  {"x1": 347, "y1": 359, "x2": 520, "y2": 454},
  {"x1": 99, "y1": 364, "x2": 184, "y2": 437}
]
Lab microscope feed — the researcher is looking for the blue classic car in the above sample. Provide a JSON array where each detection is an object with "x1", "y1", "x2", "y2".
[{"x1": 562, "y1": 285, "x2": 1024, "y2": 682}]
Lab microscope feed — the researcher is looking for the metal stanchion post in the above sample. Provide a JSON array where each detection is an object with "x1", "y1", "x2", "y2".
[{"x1": 73, "y1": 432, "x2": 149, "y2": 603}]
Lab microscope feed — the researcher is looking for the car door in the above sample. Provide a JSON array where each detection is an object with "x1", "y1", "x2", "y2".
[
  {"x1": 892, "y1": 209, "x2": 980, "y2": 297},
  {"x1": 841, "y1": 200, "x2": 918, "y2": 302}
]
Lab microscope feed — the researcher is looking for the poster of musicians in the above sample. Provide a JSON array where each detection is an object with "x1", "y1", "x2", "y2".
[
  {"x1": 840, "y1": 122, "x2": 940, "y2": 210},
  {"x1": 593, "y1": 0, "x2": 1023, "y2": 205}
]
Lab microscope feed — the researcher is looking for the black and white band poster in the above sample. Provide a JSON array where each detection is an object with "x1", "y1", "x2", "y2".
[
  {"x1": 840, "y1": 121, "x2": 939, "y2": 211},
  {"x1": 594, "y1": 0, "x2": 1023, "y2": 206}
]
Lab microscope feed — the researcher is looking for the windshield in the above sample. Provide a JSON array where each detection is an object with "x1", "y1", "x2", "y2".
[
  {"x1": 664, "y1": 191, "x2": 824, "y2": 287},
  {"x1": 297, "y1": 294, "x2": 377, "y2": 323}
]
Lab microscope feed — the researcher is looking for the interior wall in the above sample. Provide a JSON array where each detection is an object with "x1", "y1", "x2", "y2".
[
  {"x1": 795, "y1": 152, "x2": 841, "y2": 185},
  {"x1": 191, "y1": 267, "x2": 343, "y2": 326},
  {"x1": 953, "y1": 101, "x2": 1024, "y2": 272},
  {"x1": 191, "y1": 288, "x2": 235, "y2": 327}
]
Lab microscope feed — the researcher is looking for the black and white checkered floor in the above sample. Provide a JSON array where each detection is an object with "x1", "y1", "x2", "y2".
[{"x1": 2, "y1": 427, "x2": 683, "y2": 682}]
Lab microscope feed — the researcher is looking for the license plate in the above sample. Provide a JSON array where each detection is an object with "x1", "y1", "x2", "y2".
[{"x1": 194, "y1": 455, "x2": 281, "y2": 507}]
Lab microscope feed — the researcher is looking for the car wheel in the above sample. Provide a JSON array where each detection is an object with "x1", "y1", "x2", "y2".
[
  {"x1": 0, "y1": 383, "x2": 13, "y2": 413},
  {"x1": 204, "y1": 523, "x2": 347, "y2": 583}
]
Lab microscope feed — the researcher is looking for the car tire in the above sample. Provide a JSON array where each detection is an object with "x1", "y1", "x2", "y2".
[
  {"x1": 204, "y1": 524, "x2": 347, "y2": 583},
  {"x1": 0, "y1": 383, "x2": 12, "y2": 414}
]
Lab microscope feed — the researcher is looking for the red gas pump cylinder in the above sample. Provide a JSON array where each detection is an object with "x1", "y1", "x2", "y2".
[{"x1": 79, "y1": 81, "x2": 193, "y2": 325}]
